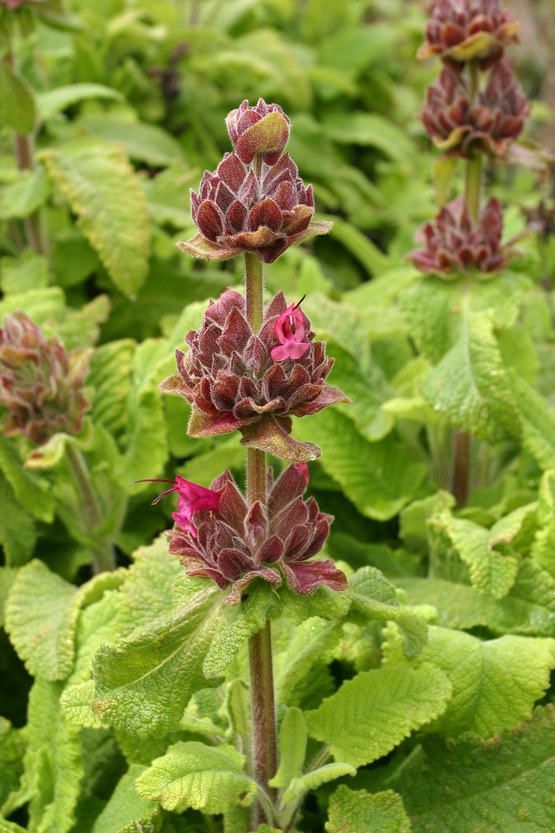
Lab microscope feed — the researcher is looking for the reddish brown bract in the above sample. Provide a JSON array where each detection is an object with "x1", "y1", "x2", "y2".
[
  {"x1": 407, "y1": 196, "x2": 518, "y2": 277},
  {"x1": 0, "y1": 311, "x2": 91, "y2": 445},
  {"x1": 167, "y1": 465, "x2": 347, "y2": 604},
  {"x1": 160, "y1": 289, "x2": 349, "y2": 462},
  {"x1": 419, "y1": 0, "x2": 519, "y2": 70},
  {"x1": 421, "y1": 63, "x2": 529, "y2": 158}
]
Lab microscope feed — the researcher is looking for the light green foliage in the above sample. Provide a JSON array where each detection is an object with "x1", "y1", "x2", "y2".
[
  {"x1": 0, "y1": 820, "x2": 28, "y2": 833},
  {"x1": 0, "y1": 717, "x2": 25, "y2": 813},
  {"x1": 0, "y1": 61, "x2": 35, "y2": 134},
  {"x1": 135, "y1": 742, "x2": 256, "y2": 814},
  {"x1": 0, "y1": 252, "x2": 49, "y2": 294},
  {"x1": 305, "y1": 662, "x2": 452, "y2": 768},
  {"x1": 384, "y1": 624, "x2": 555, "y2": 737},
  {"x1": 0, "y1": 166, "x2": 50, "y2": 221},
  {"x1": 60, "y1": 680, "x2": 103, "y2": 730},
  {"x1": 400, "y1": 491, "x2": 455, "y2": 553},
  {"x1": 0, "y1": 435, "x2": 54, "y2": 523},
  {"x1": 0, "y1": 471, "x2": 36, "y2": 566},
  {"x1": 348, "y1": 567, "x2": 428, "y2": 656},
  {"x1": 5, "y1": 679, "x2": 83, "y2": 833},
  {"x1": 296, "y1": 410, "x2": 427, "y2": 521},
  {"x1": 393, "y1": 706, "x2": 555, "y2": 832},
  {"x1": 91, "y1": 765, "x2": 161, "y2": 833},
  {"x1": 269, "y1": 708, "x2": 307, "y2": 789},
  {"x1": 283, "y1": 764, "x2": 356, "y2": 805},
  {"x1": 35, "y1": 84, "x2": 123, "y2": 121},
  {"x1": 39, "y1": 145, "x2": 150, "y2": 297},
  {"x1": 274, "y1": 617, "x2": 342, "y2": 706},
  {"x1": 278, "y1": 582, "x2": 351, "y2": 625},
  {"x1": 81, "y1": 117, "x2": 183, "y2": 168},
  {"x1": 510, "y1": 370, "x2": 555, "y2": 469},
  {"x1": 532, "y1": 469, "x2": 555, "y2": 576},
  {"x1": 88, "y1": 340, "x2": 135, "y2": 437},
  {"x1": 326, "y1": 786, "x2": 411, "y2": 833},
  {"x1": 0, "y1": 567, "x2": 17, "y2": 628}
]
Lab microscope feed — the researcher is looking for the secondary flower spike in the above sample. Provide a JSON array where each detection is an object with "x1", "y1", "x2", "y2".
[
  {"x1": 271, "y1": 298, "x2": 310, "y2": 362},
  {"x1": 159, "y1": 289, "x2": 350, "y2": 462},
  {"x1": 167, "y1": 465, "x2": 347, "y2": 604},
  {"x1": 131, "y1": 475, "x2": 220, "y2": 538},
  {"x1": 178, "y1": 98, "x2": 332, "y2": 264},
  {"x1": 0, "y1": 311, "x2": 91, "y2": 445}
]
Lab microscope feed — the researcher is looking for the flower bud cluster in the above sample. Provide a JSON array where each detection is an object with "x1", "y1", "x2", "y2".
[{"x1": 0, "y1": 311, "x2": 91, "y2": 445}]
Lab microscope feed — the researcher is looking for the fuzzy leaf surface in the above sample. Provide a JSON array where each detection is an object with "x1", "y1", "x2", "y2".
[
  {"x1": 0, "y1": 472, "x2": 36, "y2": 566},
  {"x1": 0, "y1": 435, "x2": 54, "y2": 522},
  {"x1": 283, "y1": 763, "x2": 356, "y2": 805},
  {"x1": 91, "y1": 764, "x2": 160, "y2": 833},
  {"x1": 269, "y1": 708, "x2": 307, "y2": 789},
  {"x1": 326, "y1": 785, "x2": 411, "y2": 833}
]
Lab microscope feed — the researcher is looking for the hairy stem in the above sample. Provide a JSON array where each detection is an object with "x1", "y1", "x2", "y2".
[
  {"x1": 65, "y1": 443, "x2": 114, "y2": 573},
  {"x1": 452, "y1": 428, "x2": 471, "y2": 509},
  {"x1": 244, "y1": 251, "x2": 277, "y2": 828}
]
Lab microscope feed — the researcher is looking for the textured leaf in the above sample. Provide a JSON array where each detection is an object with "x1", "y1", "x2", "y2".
[
  {"x1": 0, "y1": 165, "x2": 50, "y2": 220},
  {"x1": 305, "y1": 663, "x2": 452, "y2": 768},
  {"x1": 384, "y1": 624, "x2": 555, "y2": 738},
  {"x1": 88, "y1": 339, "x2": 135, "y2": 436},
  {"x1": 422, "y1": 311, "x2": 520, "y2": 444},
  {"x1": 91, "y1": 764, "x2": 160, "y2": 833},
  {"x1": 0, "y1": 471, "x2": 36, "y2": 566},
  {"x1": 5, "y1": 561, "x2": 125, "y2": 681},
  {"x1": 36, "y1": 84, "x2": 122, "y2": 121},
  {"x1": 82, "y1": 117, "x2": 183, "y2": 167},
  {"x1": 4, "y1": 679, "x2": 83, "y2": 833},
  {"x1": 399, "y1": 559, "x2": 555, "y2": 636},
  {"x1": 511, "y1": 371, "x2": 555, "y2": 469},
  {"x1": 278, "y1": 582, "x2": 351, "y2": 626},
  {"x1": 326, "y1": 786, "x2": 411, "y2": 833},
  {"x1": 532, "y1": 469, "x2": 555, "y2": 577},
  {"x1": 348, "y1": 567, "x2": 428, "y2": 656},
  {"x1": 0, "y1": 435, "x2": 54, "y2": 523},
  {"x1": 0, "y1": 820, "x2": 27, "y2": 833},
  {"x1": 0, "y1": 252, "x2": 49, "y2": 294},
  {"x1": 274, "y1": 618, "x2": 342, "y2": 706},
  {"x1": 295, "y1": 409, "x2": 427, "y2": 521},
  {"x1": 393, "y1": 706, "x2": 555, "y2": 833},
  {"x1": 269, "y1": 708, "x2": 307, "y2": 789},
  {"x1": 39, "y1": 144, "x2": 150, "y2": 296},
  {"x1": 283, "y1": 763, "x2": 356, "y2": 805},
  {"x1": 135, "y1": 742, "x2": 256, "y2": 814},
  {"x1": 0, "y1": 567, "x2": 17, "y2": 628},
  {"x1": 0, "y1": 61, "x2": 35, "y2": 134},
  {"x1": 60, "y1": 680, "x2": 103, "y2": 730},
  {"x1": 324, "y1": 112, "x2": 415, "y2": 166},
  {"x1": 0, "y1": 717, "x2": 26, "y2": 813}
]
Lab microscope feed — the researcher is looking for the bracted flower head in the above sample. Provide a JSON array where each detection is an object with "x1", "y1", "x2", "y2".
[
  {"x1": 167, "y1": 464, "x2": 347, "y2": 604},
  {"x1": 407, "y1": 195, "x2": 519, "y2": 277},
  {"x1": 178, "y1": 98, "x2": 332, "y2": 264},
  {"x1": 0, "y1": 311, "x2": 91, "y2": 445},
  {"x1": 160, "y1": 289, "x2": 350, "y2": 462},
  {"x1": 131, "y1": 475, "x2": 220, "y2": 538},
  {"x1": 419, "y1": 0, "x2": 520, "y2": 71},
  {"x1": 421, "y1": 62, "x2": 529, "y2": 158}
]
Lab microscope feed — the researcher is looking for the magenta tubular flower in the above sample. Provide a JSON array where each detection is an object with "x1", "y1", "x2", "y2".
[
  {"x1": 178, "y1": 98, "x2": 332, "y2": 264},
  {"x1": 0, "y1": 311, "x2": 91, "y2": 445},
  {"x1": 407, "y1": 196, "x2": 519, "y2": 277},
  {"x1": 167, "y1": 465, "x2": 347, "y2": 604},
  {"x1": 421, "y1": 63, "x2": 529, "y2": 158},
  {"x1": 132, "y1": 475, "x2": 220, "y2": 538},
  {"x1": 419, "y1": 0, "x2": 520, "y2": 71},
  {"x1": 160, "y1": 289, "x2": 350, "y2": 462},
  {"x1": 271, "y1": 300, "x2": 310, "y2": 362}
]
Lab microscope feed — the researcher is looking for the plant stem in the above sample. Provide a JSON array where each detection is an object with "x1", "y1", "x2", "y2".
[
  {"x1": 452, "y1": 428, "x2": 471, "y2": 509},
  {"x1": 464, "y1": 154, "x2": 482, "y2": 223},
  {"x1": 65, "y1": 443, "x2": 114, "y2": 573},
  {"x1": 244, "y1": 251, "x2": 277, "y2": 828}
]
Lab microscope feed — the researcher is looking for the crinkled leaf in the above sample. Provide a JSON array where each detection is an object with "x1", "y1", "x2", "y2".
[
  {"x1": 0, "y1": 567, "x2": 17, "y2": 628},
  {"x1": 0, "y1": 165, "x2": 50, "y2": 220},
  {"x1": 0, "y1": 717, "x2": 26, "y2": 813},
  {"x1": 295, "y1": 410, "x2": 427, "y2": 521},
  {"x1": 384, "y1": 624, "x2": 555, "y2": 738},
  {"x1": 39, "y1": 145, "x2": 150, "y2": 297},
  {"x1": 0, "y1": 471, "x2": 36, "y2": 566},
  {"x1": 305, "y1": 662, "x2": 452, "y2": 768},
  {"x1": 283, "y1": 763, "x2": 356, "y2": 806},
  {"x1": 91, "y1": 764, "x2": 160, "y2": 833},
  {"x1": 88, "y1": 339, "x2": 135, "y2": 436},
  {"x1": 269, "y1": 708, "x2": 307, "y2": 789},
  {"x1": 0, "y1": 435, "x2": 54, "y2": 523},
  {"x1": 274, "y1": 617, "x2": 342, "y2": 706},
  {"x1": 532, "y1": 469, "x2": 555, "y2": 577},
  {"x1": 60, "y1": 680, "x2": 104, "y2": 730},
  {"x1": 511, "y1": 370, "x2": 555, "y2": 469},
  {"x1": 393, "y1": 706, "x2": 555, "y2": 832},
  {"x1": 135, "y1": 742, "x2": 256, "y2": 814},
  {"x1": 278, "y1": 581, "x2": 351, "y2": 625},
  {"x1": 326, "y1": 785, "x2": 411, "y2": 833}
]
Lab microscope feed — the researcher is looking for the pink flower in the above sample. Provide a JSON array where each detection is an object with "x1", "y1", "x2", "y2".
[
  {"x1": 271, "y1": 299, "x2": 310, "y2": 362},
  {"x1": 131, "y1": 475, "x2": 220, "y2": 538}
]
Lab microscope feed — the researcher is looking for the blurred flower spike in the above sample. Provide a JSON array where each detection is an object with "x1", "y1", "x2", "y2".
[
  {"x1": 407, "y1": 196, "x2": 519, "y2": 277},
  {"x1": 271, "y1": 298, "x2": 310, "y2": 362},
  {"x1": 131, "y1": 475, "x2": 220, "y2": 538},
  {"x1": 419, "y1": 0, "x2": 520, "y2": 71},
  {"x1": 0, "y1": 311, "x2": 91, "y2": 445},
  {"x1": 167, "y1": 465, "x2": 347, "y2": 604},
  {"x1": 178, "y1": 98, "x2": 332, "y2": 264}
]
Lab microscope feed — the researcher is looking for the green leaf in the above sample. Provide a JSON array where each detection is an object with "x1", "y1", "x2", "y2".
[
  {"x1": 0, "y1": 567, "x2": 17, "y2": 628},
  {"x1": 385, "y1": 624, "x2": 555, "y2": 738},
  {"x1": 82, "y1": 117, "x2": 183, "y2": 167},
  {"x1": 60, "y1": 681, "x2": 103, "y2": 730},
  {"x1": 0, "y1": 287, "x2": 65, "y2": 328},
  {"x1": 278, "y1": 582, "x2": 351, "y2": 625},
  {"x1": 0, "y1": 471, "x2": 36, "y2": 566},
  {"x1": 0, "y1": 819, "x2": 28, "y2": 833},
  {"x1": 0, "y1": 251, "x2": 49, "y2": 294},
  {"x1": 0, "y1": 61, "x2": 36, "y2": 134},
  {"x1": 88, "y1": 339, "x2": 135, "y2": 436},
  {"x1": 36, "y1": 83, "x2": 123, "y2": 121},
  {"x1": 274, "y1": 618, "x2": 342, "y2": 706},
  {"x1": 135, "y1": 741, "x2": 256, "y2": 814},
  {"x1": 0, "y1": 165, "x2": 50, "y2": 220},
  {"x1": 326, "y1": 786, "x2": 411, "y2": 833},
  {"x1": 0, "y1": 717, "x2": 26, "y2": 813},
  {"x1": 348, "y1": 567, "x2": 428, "y2": 656},
  {"x1": 283, "y1": 763, "x2": 356, "y2": 805},
  {"x1": 4, "y1": 679, "x2": 83, "y2": 833},
  {"x1": 305, "y1": 662, "x2": 452, "y2": 768},
  {"x1": 324, "y1": 112, "x2": 415, "y2": 166},
  {"x1": 39, "y1": 144, "x2": 150, "y2": 297},
  {"x1": 422, "y1": 310, "x2": 520, "y2": 444},
  {"x1": 393, "y1": 706, "x2": 555, "y2": 832},
  {"x1": 323, "y1": 215, "x2": 392, "y2": 277},
  {"x1": 91, "y1": 765, "x2": 160, "y2": 833},
  {"x1": 5, "y1": 561, "x2": 125, "y2": 682},
  {"x1": 0, "y1": 435, "x2": 54, "y2": 522},
  {"x1": 510, "y1": 370, "x2": 555, "y2": 469},
  {"x1": 432, "y1": 156, "x2": 457, "y2": 207},
  {"x1": 269, "y1": 708, "x2": 307, "y2": 789},
  {"x1": 532, "y1": 469, "x2": 555, "y2": 577},
  {"x1": 177, "y1": 437, "x2": 246, "y2": 488},
  {"x1": 398, "y1": 559, "x2": 555, "y2": 636},
  {"x1": 91, "y1": 585, "x2": 224, "y2": 736},
  {"x1": 295, "y1": 410, "x2": 427, "y2": 521},
  {"x1": 142, "y1": 161, "x2": 195, "y2": 228}
]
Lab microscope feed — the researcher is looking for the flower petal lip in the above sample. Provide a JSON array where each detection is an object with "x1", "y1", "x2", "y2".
[{"x1": 130, "y1": 476, "x2": 220, "y2": 538}]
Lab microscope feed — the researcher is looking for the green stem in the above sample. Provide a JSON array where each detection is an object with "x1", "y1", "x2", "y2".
[
  {"x1": 464, "y1": 154, "x2": 482, "y2": 223},
  {"x1": 244, "y1": 251, "x2": 277, "y2": 829},
  {"x1": 452, "y1": 428, "x2": 471, "y2": 509}
]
